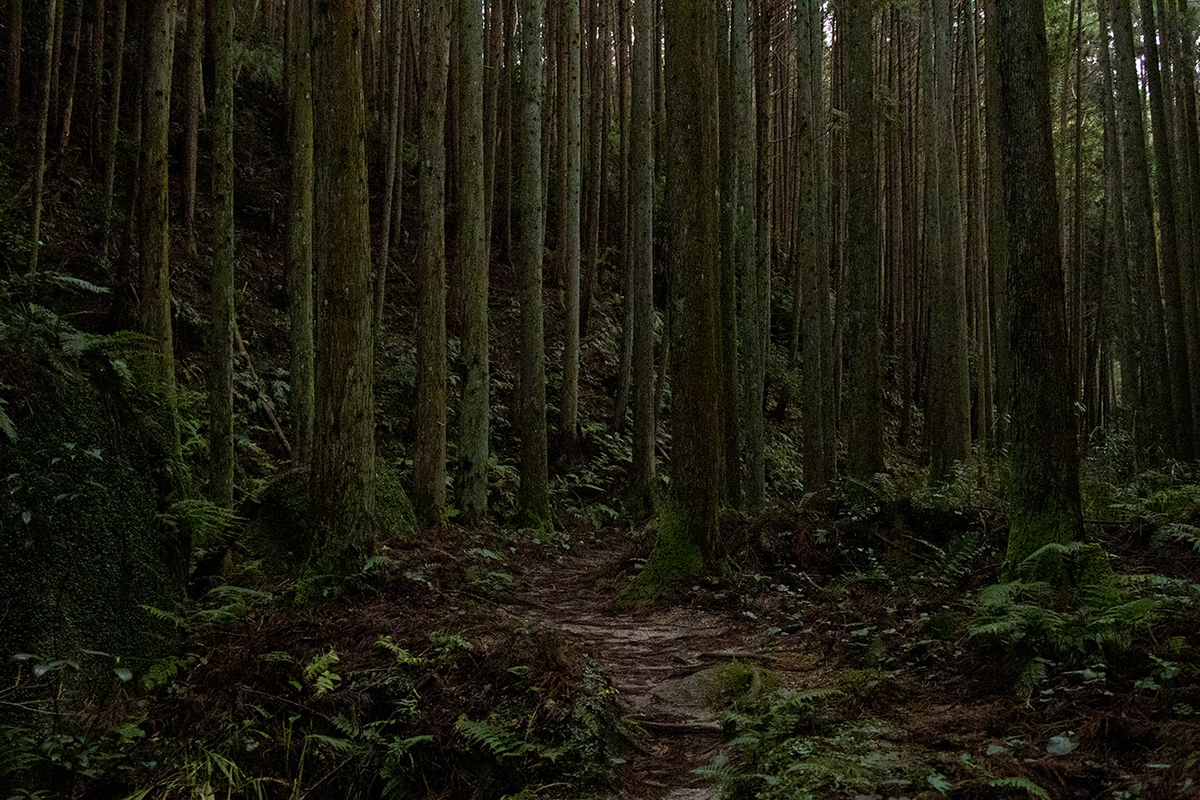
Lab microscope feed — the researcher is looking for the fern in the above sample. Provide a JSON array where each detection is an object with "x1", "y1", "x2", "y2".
[
  {"x1": 989, "y1": 776, "x2": 1051, "y2": 799},
  {"x1": 1151, "y1": 522, "x2": 1200, "y2": 552},
  {"x1": 304, "y1": 649, "x2": 342, "y2": 696},
  {"x1": 375, "y1": 636, "x2": 427, "y2": 668},
  {"x1": 455, "y1": 716, "x2": 553, "y2": 761}
]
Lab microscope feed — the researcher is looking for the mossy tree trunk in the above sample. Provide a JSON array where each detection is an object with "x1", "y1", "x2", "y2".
[
  {"x1": 664, "y1": 0, "x2": 720, "y2": 568},
  {"x1": 995, "y1": 0, "x2": 1083, "y2": 578},
  {"x1": 558, "y1": 0, "x2": 582, "y2": 462},
  {"x1": 5, "y1": 0, "x2": 20, "y2": 118},
  {"x1": 927, "y1": 0, "x2": 971, "y2": 482},
  {"x1": 183, "y1": 0, "x2": 204, "y2": 254},
  {"x1": 1139, "y1": 0, "x2": 1194, "y2": 460},
  {"x1": 458, "y1": 0, "x2": 489, "y2": 523},
  {"x1": 136, "y1": 0, "x2": 176, "y2": 405},
  {"x1": 627, "y1": 0, "x2": 655, "y2": 518},
  {"x1": 1111, "y1": 0, "x2": 1171, "y2": 459},
  {"x1": 309, "y1": 0, "x2": 376, "y2": 576},
  {"x1": 985, "y1": 0, "x2": 1011, "y2": 447},
  {"x1": 374, "y1": 0, "x2": 404, "y2": 340},
  {"x1": 287, "y1": 0, "x2": 314, "y2": 464},
  {"x1": 30, "y1": 0, "x2": 55, "y2": 273},
  {"x1": 515, "y1": 0, "x2": 550, "y2": 527},
  {"x1": 843, "y1": 0, "x2": 882, "y2": 480},
  {"x1": 745, "y1": 0, "x2": 769, "y2": 510},
  {"x1": 100, "y1": 0, "x2": 125, "y2": 258},
  {"x1": 208, "y1": 0, "x2": 234, "y2": 508},
  {"x1": 796, "y1": 0, "x2": 831, "y2": 495},
  {"x1": 413, "y1": 0, "x2": 449, "y2": 523},
  {"x1": 728, "y1": 0, "x2": 756, "y2": 508}
]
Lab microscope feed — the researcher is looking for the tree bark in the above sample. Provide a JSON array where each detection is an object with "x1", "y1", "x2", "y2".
[
  {"x1": 796, "y1": 0, "x2": 831, "y2": 495},
  {"x1": 458, "y1": 0, "x2": 489, "y2": 523},
  {"x1": 29, "y1": 0, "x2": 56, "y2": 273},
  {"x1": 209, "y1": 0, "x2": 234, "y2": 508},
  {"x1": 309, "y1": 0, "x2": 376, "y2": 575},
  {"x1": 413, "y1": 0, "x2": 449, "y2": 523},
  {"x1": 559, "y1": 0, "x2": 582, "y2": 461},
  {"x1": 927, "y1": 0, "x2": 971, "y2": 481},
  {"x1": 182, "y1": 0, "x2": 204, "y2": 255},
  {"x1": 6, "y1": 0, "x2": 20, "y2": 118},
  {"x1": 844, "y1": 0, "x2": 882, "y2": 480},
  {"x1": 516, "y1": 0, "x2": 550, "y2": 527},
  {"x1": 1140, "y1": 0, "x2": 1194, "y2": 459},
  {"x1": 664, "y1": 0, "x2": 720, "y2": 567},
  {"x1": 628, "y1": 0, "x2": 655, "y2": 517},
  {"x1": 1112, "y1": 0, "x2": 1171, "y2": 458},
  {"x1": 995, "y1": 0, "x2": 1083, "y2": 577},
  {"x1": 287, "y1": 0, "x2": 314, "y2": 464},
  {"x1": 100, "y1": 0, "x2": 126, "y2": 258}
]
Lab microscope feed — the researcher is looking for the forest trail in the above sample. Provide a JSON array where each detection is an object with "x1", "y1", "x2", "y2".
[{"x1": 518, "y1": 544, "x2": 761, "y2": 799}]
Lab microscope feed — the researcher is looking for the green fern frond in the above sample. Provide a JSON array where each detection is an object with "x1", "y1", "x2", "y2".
[
  {"x1": 988, "y1": 776, "x2": 1051, "y2": 799},
  {"x1": 455, "y1": 716, "x2": 543, "y2": 760}
]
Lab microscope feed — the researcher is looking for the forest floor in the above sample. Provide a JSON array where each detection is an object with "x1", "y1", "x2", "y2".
[{"x1": 8, "y1": 507, "x2": 1200, "y2": 799}]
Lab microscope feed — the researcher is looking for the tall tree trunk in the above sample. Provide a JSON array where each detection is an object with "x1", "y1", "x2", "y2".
[
  {"x1": 985, "y1": 0, "x2": 1011, "y2": 445},
  {"x1": 664, "y1": 0, "x2": 720, "y2": 570},
  {"x1": 56, "y1": 0, "x2": 81, "y2": 152},
  {"x1": 6, "y1": 0, "x2": 20, "y2": 118},
  {"x1": 729, "y1": 0, "x2": 756, "y2": 507},
  {"x1": 209, "y1": 0, "x2": 234, "y2": 507},
  {"x1": 136, "y1": 0, "x2": 177, "y2": 435},
  {"x1": 413, "y1": 0, "x2": 449, "y2": 523},
  {"x1": 1140, "y1": 0, "x2": 1194, "y2": 459},
  {"x1": 1112, "y1": 0, "x2": 1171, "y2": 459},
  {"x1": 844, "y1": 0, "x2": 882, "y2": 480},
  {"x1": 87, "y1": 0, "x2": 105, "y2": 158},
  {"x1": 744, "y1": 0, "x2": 769, "y2": 509},
  {"x1": 374, "y1": 0, "x2": 404, "y2": 338},
  {"x1": 796, "y1": 0, "x2": 830, "y2": 495},
  {"x1": 628, "y1": 0, "x2": 655, "y2": 517},
  {"x1": 287, "y1": 0, "x2": 314, "y2": 464},
  {"x1": 1098, "y1": 0, "x2": 1138, "y2": 438},
  {"x1": 183, "y1": 0, "x2": 204, "y2": 254},
  {"x1": 309, "y1": 0, "x2": 376, "y2": 575},
  {"x1": 29, "y1": 0, "x2": 55, "y2": 273},
  {"x1": 559, "y1": 0, "x2": 582, "y2": 461},
  {"x1": 995, "y1": 0, "x2": 1083, "y2": 578},
  {"x1": 927, "y1": 0, "x2": 971, "y2": 480},
  {"x1": 458, "y1": 0, "x2": 489, "y2": 523},
  {"x1": 715, "y1": 0, "x2": 736, "y2": 502},
  {"x1": 516, "y1": 0, "x2": 550, "y2": 527}
]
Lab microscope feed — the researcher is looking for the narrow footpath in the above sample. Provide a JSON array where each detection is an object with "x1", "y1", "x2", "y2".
[{"x1": 517, "y1": 545, "x2": 761, "y2": 799}]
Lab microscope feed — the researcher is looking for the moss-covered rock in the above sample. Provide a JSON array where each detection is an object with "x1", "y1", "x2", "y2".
[{"x1": 0, "y1": 367, "x2": 179, "y2": 708}]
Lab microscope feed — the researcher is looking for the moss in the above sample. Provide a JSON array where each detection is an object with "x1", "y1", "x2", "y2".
[
  {"x1": 0, "y1": 372, "x2": 178, "y2": 706},
  {"x1": 250, "y1": 461, "x2": 415, "y2": 573},
  {"x1": 1002, "y1": 502, "x2": 1080, "y2": 582},
  {"x1": 706, "y1": 660, "x2": 774, "y2": 711},
  {"x1": 376, "y1": 460, "x2": 416, "y2": 535},
  {"x1": 618, "y1": 500, "x2": 705, "y2": 607}
]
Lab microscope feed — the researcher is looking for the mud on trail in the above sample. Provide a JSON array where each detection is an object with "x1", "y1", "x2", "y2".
[{"x1": 515, "y1": 543, "x2": 770, "y2": 800}]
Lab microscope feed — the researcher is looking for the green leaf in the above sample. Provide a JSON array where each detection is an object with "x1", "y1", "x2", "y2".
[
  {"x1": 986, "y1": 743, "x2": 1009, "y2": 756},
  {"x1": 114, "y1": 667, "x2": 133, "y2": 682}
]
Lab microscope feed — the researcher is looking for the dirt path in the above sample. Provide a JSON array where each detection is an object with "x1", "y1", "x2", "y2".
[{"x1": 518, "y1": 545, "x2": 760, "y2": 799}]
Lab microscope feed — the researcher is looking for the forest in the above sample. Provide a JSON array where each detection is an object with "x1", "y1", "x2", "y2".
[{"x1": 2, "y1": 0, "x2": 1200, "y2": 797}]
